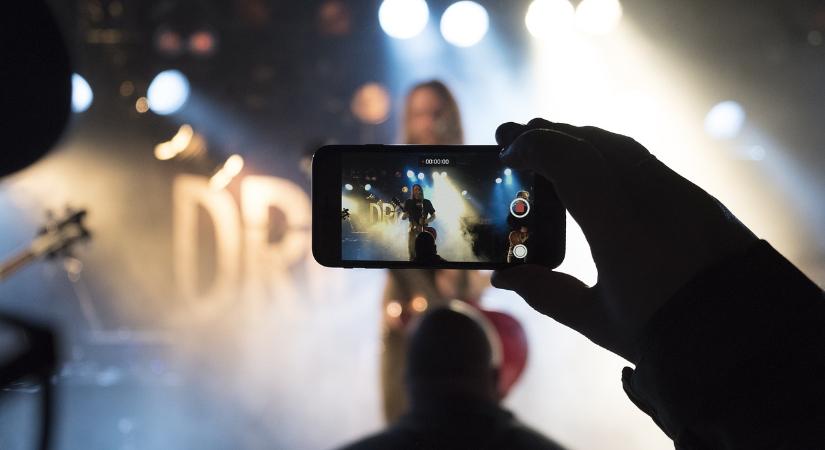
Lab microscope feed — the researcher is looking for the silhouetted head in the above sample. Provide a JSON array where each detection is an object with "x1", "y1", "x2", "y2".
[
  {"x1": 414, "y1": 231, "x2": 437, "y2": 260},
  {"x1": 516, "y1": 190, "x2": 529, "y2": 200},
  {"x1": 403, "y1": 80, "x2": 463, "y2": 145},
  {"x1": 406, "y1": 301, "x2": 501, "y2": 403}
]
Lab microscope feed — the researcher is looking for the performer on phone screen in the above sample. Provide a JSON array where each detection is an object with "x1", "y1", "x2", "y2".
[{"x1": 401, "y1": 184, "x2": 436, "y2": 261}]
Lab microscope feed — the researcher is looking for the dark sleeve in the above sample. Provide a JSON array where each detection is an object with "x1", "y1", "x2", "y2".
[
  {"x1": 425, "y1": 200, "x2": 435, "y2": 215},
  {"x1": 403, "y1": 199, "x2": 413, "y2": 212},
  {"x1": 622, "y1": 240, "x2": 825, "y2": 449}
]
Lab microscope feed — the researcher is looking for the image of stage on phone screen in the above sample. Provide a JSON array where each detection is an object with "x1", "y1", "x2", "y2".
[{"x1": 341, "y1": 151, "x2": 534, "y2": 264}]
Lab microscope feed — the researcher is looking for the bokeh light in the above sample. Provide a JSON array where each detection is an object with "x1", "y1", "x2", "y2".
[
  {"x1": 440, "y1": 1, "x2": 489, "y2": 47},
  {"x1": 704, "y1": 100, "x2": 746, "y2": 139},
  {"x1": 575, "y1": 0, "x2": 623, "y2": 35},
  {"x1": 525, "y1": 0, "x2": 575, "y2": 39},
  {"x1": 147, "y1": 70, "x2": 190, "y2": 115},
  {"x1": 71, "y1": 74, "x2": 93, "y2": 113},
  {"x1": 378, "y1": 0, "x2": 429, "y2": 39}
]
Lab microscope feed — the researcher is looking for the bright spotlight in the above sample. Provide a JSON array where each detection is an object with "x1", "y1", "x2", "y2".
[
  {"x1": 440, "y1": 1, "x2": 489, "y2": 47},
  {"x1": 407, "y1": 169, "x2": 416, "y2": 179},
  {"x1": 461, "y1": 190, "x2": 468, "y2": 196},
  {"x1": 365, "y1": 183, "x2": 372, "y2": 191},
  {"x1": 344, "y1": 183, "x2": 354, "y2": 191},
  {"x1": 379, "y1": 0, "x2": 429, "y2": 39},
  {"x1": 441, "y1": 171, "x2": 447, "y2": 177},
  {"x1": 147, "y1": 70, "x2": 190, "y2": 115},
  {"x1": 71, "y1": 74, "x2": 93, "y2": 113},
  {"x1": 418, "y1": 172, "x2": 425, "y2": 180},
  {"x1": 705, "y1": 100, "x2": 746, "y2": 139},
  {"x1": 575, "y1": 0, "x2": 622, "y2": 35},
  {"x1": 525, "y1": 0, "x2": 575, "y2": 39},
  {"x1": 504, "y1": 168, "x2": 512, "y2": 176},
  {"x1": 495, "y1": 177, "x2": 503, "y2": 184}
]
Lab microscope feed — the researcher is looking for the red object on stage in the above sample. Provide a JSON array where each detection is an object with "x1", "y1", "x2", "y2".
[{"x1": 480, "y1": 309, "x2": 529, "y2": 399}]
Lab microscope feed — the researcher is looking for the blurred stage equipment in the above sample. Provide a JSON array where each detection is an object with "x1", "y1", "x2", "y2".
[
  {"x1": 0, "y1": 206, "x2": 89, "y2": 450},
  {"x1": 2, "y1": 3, "x2": 75, "y2": 448},
  {"x1": 0, "y1": 208, "x2": 91, "y2": 281},
  {"x1": 440, "y1": 1, "x2": 489, "y2": 47}
]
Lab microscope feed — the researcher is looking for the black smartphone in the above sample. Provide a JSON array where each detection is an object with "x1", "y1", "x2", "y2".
[{"x1": 312, "y1": 145, "x2": 565, "y2": 269}]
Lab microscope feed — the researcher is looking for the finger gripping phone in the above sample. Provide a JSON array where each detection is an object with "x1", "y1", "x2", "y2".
[{"x1": 312, "y1": 145, "x2": 565, "y2": 269}]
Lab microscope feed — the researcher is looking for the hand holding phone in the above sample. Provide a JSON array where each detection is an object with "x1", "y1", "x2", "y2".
[
  {"x1": 492, "y1": 119, "x2": 757, "y2": 362},
  {"x1": 312, "y1": 145, "x2": 565, "y2": 269}
]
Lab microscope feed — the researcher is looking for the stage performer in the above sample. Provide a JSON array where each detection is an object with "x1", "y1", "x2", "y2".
[{"x1": 400, "y1": 184, "x2": 436, "y2": 261}]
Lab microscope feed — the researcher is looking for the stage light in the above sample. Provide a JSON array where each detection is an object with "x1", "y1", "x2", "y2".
[
  {"x1": 495, "y1": 177, "x2": 503, "y2": 184},
  {"x1": 575, "y1": 0, "x2": 622, "y2": 35},
  {"x1": 71, "y1": 74, "x2": 93, "y2": 113},
  {"x1": 407, "y1": 170, "x2": 416, "y2": 179},
  {"x1": 441, "y1": 171, "x2": 447, "y2": 177},
  {"x1": 147, "y1": 70, "x2": 190, "y2": 115},
  {"x1": 418, "y1": 172, "x2": 425, "y2": 180},
  {"x1": 365, "y1": 184, "x2": 372, "y2": 191},
  {"x1": 344, "y1": 183, "x2": 354, "y2": 191},
  {"x1": 525, "y1": 0, "x2": 575, "y2": 39},
  {"x1": 504, "y1": 168, "x2": 512, "y2": 176},
  {"x1": 379, "y1": 0, "x2": 429, "y2": 40},
  {"x1": 461, "y1": 190, "x2": 468, "y2": 196},
  {"x1": 704, "y1": 100, "x2": 745, "y2": 139},
  {"x1": 440, "y1": 1, "x2": 489, "y2": 47}
]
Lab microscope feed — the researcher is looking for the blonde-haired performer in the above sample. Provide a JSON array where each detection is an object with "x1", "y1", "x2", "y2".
[{"x1": 380, "y1": 80, "x2": 490, "y2": 423}]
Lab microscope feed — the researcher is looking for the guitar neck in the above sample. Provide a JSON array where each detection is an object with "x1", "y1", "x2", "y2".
[{"x1": 0, "y1": 249, "x2": 37, "y2": 281}]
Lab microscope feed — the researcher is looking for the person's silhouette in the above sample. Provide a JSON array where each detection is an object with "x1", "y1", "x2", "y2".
[
  {"x1": 411, "y1": 231, "x2": 445, "y2": 264},
  {"x1": 493, "y1": 118, "x2": 825, "y2": 449},
  {"x1": 338, "y1": 301, "x2": 566, "y2": 450}
]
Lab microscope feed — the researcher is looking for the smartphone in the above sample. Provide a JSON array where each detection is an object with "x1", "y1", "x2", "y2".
[{"x1": 312, "y1": 145, "x2": 565, "y2": 269}]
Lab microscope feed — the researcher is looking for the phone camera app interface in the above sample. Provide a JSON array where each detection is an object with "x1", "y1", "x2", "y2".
[{"x1": 341, "y1": 151, "x2": 534, "y2": 264}]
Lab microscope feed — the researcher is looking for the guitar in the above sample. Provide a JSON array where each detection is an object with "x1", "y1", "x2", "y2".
[
  {"x1": 390, "y1": 197, "x2": 437, "y2": 239},
  {"x1": 0, "y1": 208, "x2": 91, "y2": 281}
]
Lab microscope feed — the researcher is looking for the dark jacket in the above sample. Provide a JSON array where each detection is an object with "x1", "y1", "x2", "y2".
[{"x1": 338, "y1": 394, "x2": 566, "y2": 450}]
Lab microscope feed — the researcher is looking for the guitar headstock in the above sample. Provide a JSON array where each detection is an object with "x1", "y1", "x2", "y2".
[
  {"x1": 390, "y1": 196, "x2": 403, "y2": 209},
  {"x1": 31, "y1": 208, "x2": 91, "y2": 260}
]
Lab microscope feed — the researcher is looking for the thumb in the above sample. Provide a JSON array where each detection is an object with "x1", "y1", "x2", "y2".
[{"x1": 492, "y1": 265, "x2": 598, "y2": 332}]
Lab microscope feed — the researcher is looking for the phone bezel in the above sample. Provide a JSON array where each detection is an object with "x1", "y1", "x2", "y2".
[{"x1": 312, "y1": 144, "x2": 565, "y2": 269}]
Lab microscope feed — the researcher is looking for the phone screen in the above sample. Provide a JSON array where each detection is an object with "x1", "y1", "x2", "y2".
[{"x1": 340, "y1": 149, "x2": 536, "y2": 264}]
